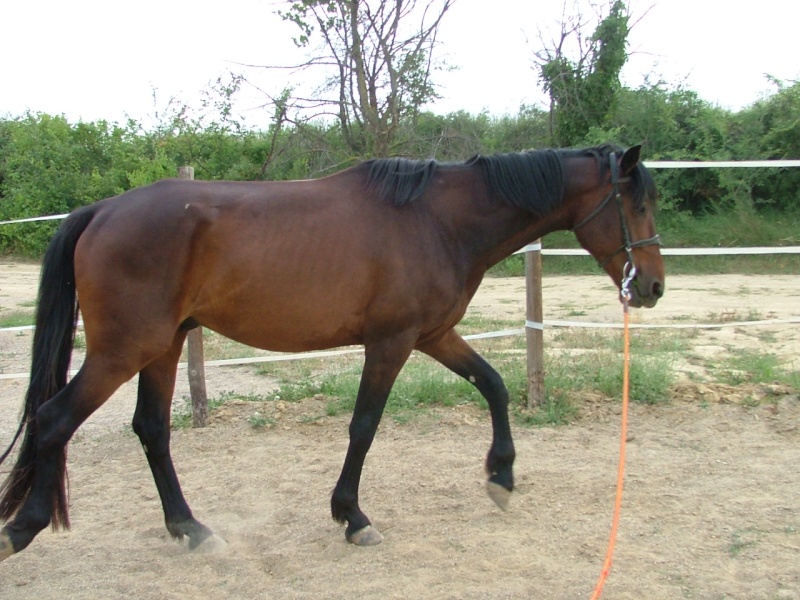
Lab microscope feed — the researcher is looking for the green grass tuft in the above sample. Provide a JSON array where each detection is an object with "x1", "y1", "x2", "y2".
[
  {"x1": 715, "y1": 350, "x2": 799, "y2": 390},
  {"x1": 0, "y1": 310, "x2": 34, "y2": 328}
]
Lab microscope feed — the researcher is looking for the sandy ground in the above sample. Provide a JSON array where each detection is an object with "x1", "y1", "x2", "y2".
[{"x1": 0, "y1": 261, "x2": 799, "y2": 599}]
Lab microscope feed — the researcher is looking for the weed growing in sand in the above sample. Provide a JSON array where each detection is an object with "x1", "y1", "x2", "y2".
[
  {"x1": 73, "y1": 333, "x2": 86, "y2": 349},
  {"x1": 0, "y1": 310, "x2": 33, "y2": 328},
  {"x1": 200, "y1": 325, "x2": 682, "y2": 427},
  {"x1": 544, "y1": 329, "x2": 679, "y2": 407},
  {"x1": 546, "y1": 349, "x2": 675, "y2": 406},
  {"x1": 728, "y1": 528, "x2": 760, "y2": 557},
  {"x1": 247, "y1": 412, "x2": 275, "y2": 429},
  {"x1": 715, "y1": 349, "x2": 798, "y2": 390},
  {"x1": 514, "y1": 393, "x2": 578, "y2": 427}
]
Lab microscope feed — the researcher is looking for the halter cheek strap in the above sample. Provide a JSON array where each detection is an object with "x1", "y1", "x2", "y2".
[{"x1": 571, "y1": 152, "x2": 662, "y2": 270}]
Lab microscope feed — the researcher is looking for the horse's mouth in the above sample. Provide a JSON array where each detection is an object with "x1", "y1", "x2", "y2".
[
  {"x1": 626, "y1": 287, "x2": 660, "y2": 309},
  {"x1": 621, "y1": 276, "x2": 663, "y2": 309},
  {"x1": 636, "y1": 296, "x2": 659, "y2": 309}
]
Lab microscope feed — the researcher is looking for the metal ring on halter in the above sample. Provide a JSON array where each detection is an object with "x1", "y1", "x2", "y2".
[{"x1": 620, "y1": 261, "x2": 637, "y2": 301}]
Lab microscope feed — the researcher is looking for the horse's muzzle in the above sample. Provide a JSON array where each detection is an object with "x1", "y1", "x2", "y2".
[{"x1": 627, "y1": 275, "x2": 664, "y2": 308}]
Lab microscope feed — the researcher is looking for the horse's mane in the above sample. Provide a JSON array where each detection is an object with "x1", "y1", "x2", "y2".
[
  {"x1": 365, "y1": 158, "x2": 438, "y2": 207},
  {"x1": 467, "y1": 149, "x2": 563, "y2": 215},
  {"x1": 363, "y1": 144, "x2": 655, "y2": 214}
]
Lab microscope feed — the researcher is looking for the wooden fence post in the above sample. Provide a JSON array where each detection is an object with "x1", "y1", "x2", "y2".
[
  {"x1": 177, "y1": 166, "x2": 208, "y2": 427},
  {"x1": 525, "y1": 240, "x2": 545, "y2": 408}
]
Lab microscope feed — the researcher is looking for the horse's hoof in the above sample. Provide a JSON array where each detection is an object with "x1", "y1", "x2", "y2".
[
  {"x1": 347, "y1": 525, "x2": 384, "y2": 546},
  {"x1": 192, "y1": 533, "x2": 228, "y2": 554},
  {"x1": 0, "y1": 531, "x2": 14, "y2": 562},
  {"x1": 486, "y1": 481, "x2": 512, "y2": 511}
]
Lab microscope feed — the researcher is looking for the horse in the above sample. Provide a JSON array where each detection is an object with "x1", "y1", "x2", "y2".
[{"x1": 0, "y1": 143, "x2": 663, "y2": 560}]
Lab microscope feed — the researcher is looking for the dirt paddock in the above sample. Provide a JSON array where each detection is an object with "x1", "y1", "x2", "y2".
[{"x1": 1, "y1": 262, "x2": 799, "y2": 599}]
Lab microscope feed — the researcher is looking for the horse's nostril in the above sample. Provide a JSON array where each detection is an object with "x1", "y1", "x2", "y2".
[{"x1": 652, "y1": 280, "x2": 664, "y2": 298}]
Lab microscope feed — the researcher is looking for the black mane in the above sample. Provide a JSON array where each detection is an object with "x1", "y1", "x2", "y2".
[
  {"x1": 365, "y1": 158, "x2": 438, "y2": 206},
  {"x1": 467, "y1": 149, "x2": 563, "y2": 215},
  {"x1": 363, "y1": 144, "x2": 655, "y2": 214}
]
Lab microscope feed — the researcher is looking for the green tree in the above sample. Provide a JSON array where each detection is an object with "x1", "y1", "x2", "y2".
[
  {"x1": 0, "y1": 114, "x2": 146, "y2": 253},
  {"x1": 728, "y1": 78, "x2": 800, "y2": 212},
  {"x1": 535, "y1": 0, "x2": 629, "y2": 146}
]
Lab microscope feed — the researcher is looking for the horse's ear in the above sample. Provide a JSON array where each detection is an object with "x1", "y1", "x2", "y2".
[{"x1": 620, "y1": 144, "x2": 642, "y2": 176}]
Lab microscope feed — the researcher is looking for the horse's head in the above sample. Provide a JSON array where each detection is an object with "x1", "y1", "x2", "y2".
[{"x1": 569, "y1": 145, "x2": 664, "y2": 308}]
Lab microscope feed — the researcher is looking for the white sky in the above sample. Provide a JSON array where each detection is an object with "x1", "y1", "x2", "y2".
[{"x1": 2, "y1": 0, "x2": 798, "y2": 128}]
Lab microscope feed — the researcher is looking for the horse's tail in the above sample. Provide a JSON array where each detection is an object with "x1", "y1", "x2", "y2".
[{"x1": 0, "y1": 206, "x2": 96, "y2": 529}]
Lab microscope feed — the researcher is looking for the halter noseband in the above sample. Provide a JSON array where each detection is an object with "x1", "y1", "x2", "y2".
[{"x1": 571, "y1": 152, "x2": 661, "y2": 271}]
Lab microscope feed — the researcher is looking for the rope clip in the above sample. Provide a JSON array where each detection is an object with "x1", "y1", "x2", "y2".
[{"x1": 621, "y1": 261, "x2": 637, "y2": 302}]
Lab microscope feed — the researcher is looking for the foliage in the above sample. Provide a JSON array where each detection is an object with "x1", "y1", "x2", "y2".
[
  {"x1": 0, "y1": 310, "x2": 34, "y2": 329},
  {"x1": 0, "y1": 114, "x2": 147, "y2": 253},
  {"x1": 725, "y1": 78, "x2": 800, "y2": 212},
  {"x1": 536, "y1": 0, "x2": 629, "y2": 146},
  {"x1": 714, "y1": 349, "x2": 799, "y2": 390}
]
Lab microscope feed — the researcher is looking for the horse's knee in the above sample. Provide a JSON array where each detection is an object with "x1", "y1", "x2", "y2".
[{"x1": 481, "y1": 369, "x2": 509, "y2": 405}]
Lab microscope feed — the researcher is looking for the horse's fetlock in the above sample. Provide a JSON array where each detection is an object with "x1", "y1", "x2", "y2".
[
  {"x1": 330, "y1": 496, "x2": 349, "y2": 524},
  {"x1": 487, "y1": 443, "x2": 516, "y2": 468}
]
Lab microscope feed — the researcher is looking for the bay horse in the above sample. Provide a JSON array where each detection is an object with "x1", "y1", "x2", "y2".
[{"x1": 0, "y1": 144, "x2": 663, "y2": 560}]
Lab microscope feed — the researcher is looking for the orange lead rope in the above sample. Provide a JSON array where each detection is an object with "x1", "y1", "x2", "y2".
[{"x1": 590, "y1": 264, "x2": 635, "y2": 600}]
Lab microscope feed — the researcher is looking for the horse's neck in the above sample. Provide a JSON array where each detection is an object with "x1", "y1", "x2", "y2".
[
  {"x1": 436, "y1": 186, "x2": 568, "y2": 273},
  {"x1": 479, "y1": 206, "x2": 566, "y2": 268},
  {"x1": 470, "y1": 159, "x2": 600, "y2": 265}
]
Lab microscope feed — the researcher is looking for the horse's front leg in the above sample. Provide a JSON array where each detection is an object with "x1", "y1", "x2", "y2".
[
  {"x1": 331, "y1": 335, "x2": 415, "y2": 546},
  {"x1": 418, "y1": 329, "x2": 516, "y2": 510}
]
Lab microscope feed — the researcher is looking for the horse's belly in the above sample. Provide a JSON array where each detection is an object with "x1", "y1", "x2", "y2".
[
  {"x1": 208, "y1": 316, "x2": 362, "y2": 353},
  {"x1": 194, "y1": 288, "x2": 366, "y2": 353}
]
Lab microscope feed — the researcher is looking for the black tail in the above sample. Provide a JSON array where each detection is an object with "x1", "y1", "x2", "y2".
[{"x1": 0, "y1": 207, "x2": 96, "y2": 529}]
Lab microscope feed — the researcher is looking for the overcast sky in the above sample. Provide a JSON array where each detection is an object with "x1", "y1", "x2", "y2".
[{"x1": 2, "y1": 0, "x2": 798, "y2": 128}]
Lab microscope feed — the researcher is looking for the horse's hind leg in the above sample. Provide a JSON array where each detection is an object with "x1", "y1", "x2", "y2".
[
  {"x1": 132, "y1": 331, "x2": 220, "y2": 551},
  {"x1": 417, "y1": 330, "x2": 516, "y2": 510},
  {"x1": 0, "y1": 358, "x2": 137, "y2": 558}
]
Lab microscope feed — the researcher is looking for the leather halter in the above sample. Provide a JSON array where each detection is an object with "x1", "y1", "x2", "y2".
[{"x1": 571, "y1": 152, "x2": 661, "y2": 269}]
